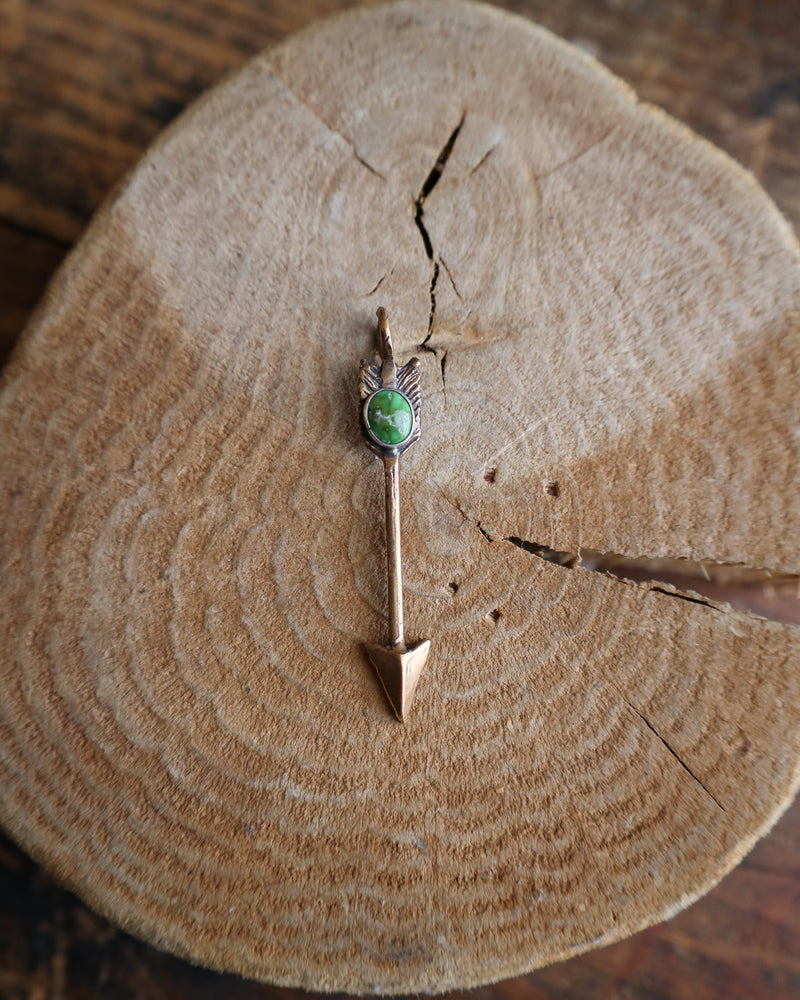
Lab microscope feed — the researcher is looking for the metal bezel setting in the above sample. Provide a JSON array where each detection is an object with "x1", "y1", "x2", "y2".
[{"x1": 361, "y1": 388, "x2": 417, "y2": 454}]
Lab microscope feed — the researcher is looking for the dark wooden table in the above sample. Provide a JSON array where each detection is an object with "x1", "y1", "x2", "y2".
[{"x1": 1, "y1": 1, "x2": 799, "y2": 996}]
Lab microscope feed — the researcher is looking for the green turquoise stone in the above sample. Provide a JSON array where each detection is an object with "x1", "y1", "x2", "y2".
[{"x1": 366, "y1": 389, "x2": 413, "y2": 445}]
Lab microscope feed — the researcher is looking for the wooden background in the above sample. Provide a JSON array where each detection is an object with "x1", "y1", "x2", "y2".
[{"x1": 0, "y1": 0, "x2": 798, "y2": 996}]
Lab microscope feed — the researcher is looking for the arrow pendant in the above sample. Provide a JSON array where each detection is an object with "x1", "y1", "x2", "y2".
[{"x1": 359, "y1": 308, "x2": 430, "y2": 721}]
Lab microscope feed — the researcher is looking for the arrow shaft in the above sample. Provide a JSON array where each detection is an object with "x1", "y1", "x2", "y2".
[{"x1": 383, "y1": 453, "x2": 405, "y2": 649}]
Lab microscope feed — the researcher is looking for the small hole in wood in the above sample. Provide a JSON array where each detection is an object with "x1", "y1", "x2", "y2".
[
  {"x1": 545, "y1": 481, "x2": 559, "y2": 497},
  {"x1": 448, "y1": 581, "x2": 459, "y2": 593},
  {"x1": 484, "y1": 468, "x2": 497, "y2": 484},
  {"x1": 488, "y1": 608, "x2": 501, "y2": 622}
]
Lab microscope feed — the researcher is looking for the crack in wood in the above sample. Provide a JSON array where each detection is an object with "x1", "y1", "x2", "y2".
[
  {"x1": 506, "y1": 535, "x2": 579, "y2": 568},
  {"x1": 624, "y1": 700, "x2": 727, "y2": 813},
  {"x1": 534, "y1": 121, "x2": 622, "y2": 180},
  {"x1": 503, "y1": 535, "x2": 800, "y2": 625},
  {"x1": 476, "y1": 521, "x2": 493, "y2": 543},
  {"x1": 359, "y1": 273, "x2": 386, "y2": 298},
  {"x1": 468, "y1": 143, "x2": 498, "y2": 176},
  {"x1": 439, "y1": 254, "x2": 462, "y2": 301},
  {"x1": 473, "y1": 528, "x2": 731, "y2": 811},
  {"x1": 647, "y1": 585, "x2": 719, "y2": 609},
  {"x1": 266, "y1": 66, "x2": 387, "y2": 179},
  {"x1": 414, "y1": 114, "x2": 465, "y2": 346}
]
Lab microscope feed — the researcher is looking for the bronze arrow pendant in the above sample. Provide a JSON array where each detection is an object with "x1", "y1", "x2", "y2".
[{"x1": 359, "y1": 308, "x2": 430, "y2": 721}]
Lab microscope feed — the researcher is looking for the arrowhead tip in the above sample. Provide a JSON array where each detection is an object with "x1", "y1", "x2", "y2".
[{"x1": 365, "y1": 639, "x2": 431, "y2": 721}]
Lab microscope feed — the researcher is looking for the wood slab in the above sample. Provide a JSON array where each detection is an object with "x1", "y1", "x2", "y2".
[{"x1": 1, "y1": 1, "x2": 799, "y2": 993}]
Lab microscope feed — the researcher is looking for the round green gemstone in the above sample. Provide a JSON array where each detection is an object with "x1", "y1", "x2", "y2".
[{"x1": 366, "y1": 389, "x2": 413, "y2": 445}]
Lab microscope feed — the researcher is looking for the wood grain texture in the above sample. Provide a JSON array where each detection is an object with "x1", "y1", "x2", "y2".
[
  {"x1": 3, "y1": 0, "x2": 800, "y2": 356},
  {"x1": 1, "y1": 1, "x2": 793, "y2": 1000},
  {"x1": 2, "y1": 807, "x2": 798, "y2": 1000}
]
